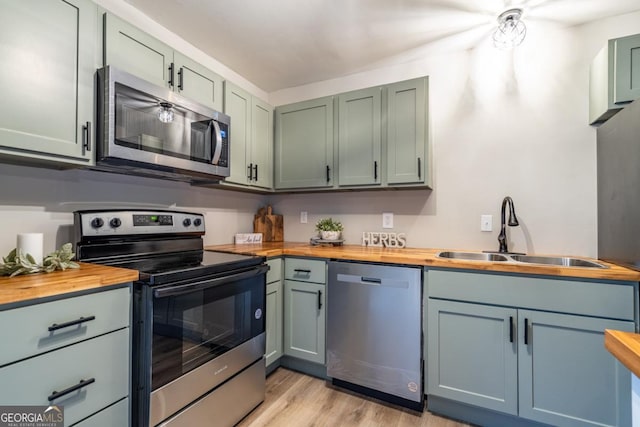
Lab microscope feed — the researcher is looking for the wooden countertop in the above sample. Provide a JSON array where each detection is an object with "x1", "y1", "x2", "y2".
[
  {"x1": 0, "y1": 262, "x2": 139, "y2": 307},
  {"x1": 205, "y1": 242, "x2": 640, "y2": 282},
  {"x1": 605, "y1": 329, "x2": 640, "y2": 378}
]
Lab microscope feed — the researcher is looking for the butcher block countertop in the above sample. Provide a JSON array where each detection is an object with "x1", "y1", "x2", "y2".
[
  {"x1": 0, "y1": 262, "x2": 139, "y2": 308},
  {"x1": 605, "y1": 329, "x2": 640, "y2": 378},
  {"x1": 205, "y1": 242, "x2": 640, "y2": 282}
]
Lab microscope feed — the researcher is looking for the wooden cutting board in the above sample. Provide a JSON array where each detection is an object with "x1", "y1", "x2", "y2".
[{"x1": 254, "y1": 206, "x2": 283, "y2": 242}]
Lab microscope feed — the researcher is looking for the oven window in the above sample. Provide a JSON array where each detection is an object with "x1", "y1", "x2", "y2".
[{"x1": 151, "y1": 274, "x2": 264, "y2": 390}]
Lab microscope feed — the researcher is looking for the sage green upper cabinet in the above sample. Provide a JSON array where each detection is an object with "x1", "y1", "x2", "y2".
[
  {"x1": 387, "y1": 77, "x2": 429, "y2": 185},
  {"x1": 275, "y1": 97, "x2": 334, "y2": 189},
  {"x1": 103, "y1": 12, "x2": 223, "y2": 111},
  {"x1": 590, "y1": 33, "x2": 640, "y2": 124},
  {"x1": 0, "y1": 0, "x2": 96, "y2": 166},
  {"x1": 223, "y1": 82, "x2": 273, "y2": 189},
  {"x1": 338, "y1": 87, "x2": 382, "y2": 186}
]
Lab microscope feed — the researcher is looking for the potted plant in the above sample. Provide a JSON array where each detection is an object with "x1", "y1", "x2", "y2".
[{"x1": 315, "y1": 217, "x2": 343, "y2": 241}]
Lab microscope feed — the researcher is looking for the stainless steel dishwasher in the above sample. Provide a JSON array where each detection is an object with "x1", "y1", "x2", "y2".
[{"x1": 327, "y1": 261, "x2": 423, "y2": 411}]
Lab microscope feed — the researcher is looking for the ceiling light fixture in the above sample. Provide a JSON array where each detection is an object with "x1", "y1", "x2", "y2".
[{"x1": 492, "y1": 8, "x2": 526, "y2": 50}]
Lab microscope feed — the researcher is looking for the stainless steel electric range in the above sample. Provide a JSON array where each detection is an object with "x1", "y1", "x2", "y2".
[{"x1": 74, "y1": 209, "x2": 267, "y2": 426}]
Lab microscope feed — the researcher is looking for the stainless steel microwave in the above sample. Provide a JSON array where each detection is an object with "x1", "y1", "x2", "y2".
[{"x1": 94, "y1": 66, "x2": 230, "y2": 182}]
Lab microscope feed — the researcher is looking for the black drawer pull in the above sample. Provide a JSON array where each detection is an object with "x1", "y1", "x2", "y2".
[
  {"x1": 361, "y1": 276, "x2": 382, "y2": 284},
  {"x1": 48, "y1": 316, "x2": 96, "y2": 332},
  {"x1": 318, "y1": 290, "x2": 322, "y2": 310},
  {"x1": 294, "y1": 269, "x2": 311, "y2": 273},
  {"x1": 418, "y1": 157, "x2": 422, "y2": 179},
  {"x1": 253, "y1": 164, "x2": 258, "y2": 181},
  {"x1": 509, "y1": 316, "x2": 514, "y2": 343},
  {"x1": 524, "y1": 318, "x2": 529, "y2": 345},
  {"x1": 326, "y1": 165, "x2": 331, "y2": 183},
  {"x1": 178, "y1": 67, "x2": 184, "y2": 90},
  {"x1": 48, "y1": 378, "x2": 95, "y2": 402},
  {"x1": 82, "y1": 121, "x2": 91, "y2": 152},
  {"x1": 374, "y1": 161, "x2": 378, "y2": 180},
  {"x1": 247, "y1": 163, "x2": 253, "y2": 180},
  {"x1": 168, "y1": 63, "x2": 174, "y2": 87}
]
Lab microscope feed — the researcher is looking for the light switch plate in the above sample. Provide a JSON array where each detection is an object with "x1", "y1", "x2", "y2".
[
  {"x1": 300, "y1": 211, "x2": 308, "y2": 223},
  {"x1": 382, "y1": 212, "x2": 394, "y2": 229},
  {"x1": 481, "y1": 214, "x2": 492, "y2": 232}
]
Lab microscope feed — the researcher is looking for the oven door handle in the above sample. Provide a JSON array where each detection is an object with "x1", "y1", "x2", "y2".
[{"x1": 153, "y1": 264, "x2": 269, "y2": 298}]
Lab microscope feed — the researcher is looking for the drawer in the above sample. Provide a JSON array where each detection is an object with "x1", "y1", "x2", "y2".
[
  {"x1": 427, "y1": 270, "x2": 636, "y2": 320},
  {"x1": 285, "y1": 258, "x2": 326, "y2": 283},
  {"x1": 74, "y1": 397, "x2": 129, "y2": 427},
  {"x1": 267, "y1": 258, "x2": 282, "y2": 284},
  {"x1": 0, "y1": 328, "x2": 129, "y2": 426},
  {"x1": 0, "y1": 286, "x2": 130, "y2": 366}
]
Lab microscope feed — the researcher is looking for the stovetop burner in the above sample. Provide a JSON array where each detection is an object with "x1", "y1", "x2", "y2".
[{"x1": 73, "y1": 209, "x2": 264, "y2": 285}]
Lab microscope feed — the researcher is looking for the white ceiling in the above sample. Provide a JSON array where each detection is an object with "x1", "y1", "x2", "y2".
[{"x1": 125, "y1": 0, "x2": 640, "y2": 93}]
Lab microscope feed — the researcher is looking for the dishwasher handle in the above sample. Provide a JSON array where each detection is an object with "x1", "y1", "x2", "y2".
[{"x1": 361, "y1": 276, "x2": 382, "y2": 284}]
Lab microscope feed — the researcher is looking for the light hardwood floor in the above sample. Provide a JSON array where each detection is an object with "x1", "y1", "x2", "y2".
[{"x1": 237, "y1": 368, "x2": 471, "y2": 427}]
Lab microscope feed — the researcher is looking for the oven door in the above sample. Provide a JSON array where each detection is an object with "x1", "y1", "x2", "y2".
[{"x1": 147, "y1": 264, "x2": 267, "y2": 426}]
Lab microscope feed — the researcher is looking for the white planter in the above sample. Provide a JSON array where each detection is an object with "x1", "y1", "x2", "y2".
[{"x1": 321, "y1": 231, "x2": 341, "y2": 240}]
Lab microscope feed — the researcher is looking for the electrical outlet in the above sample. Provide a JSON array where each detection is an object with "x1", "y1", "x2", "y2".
[
  {"x1": 382, "y1": 212, "x2": 394, "y2": 229},
  {"x1": 481, "y1": 214, "x2": 492, "y2": 232},
  {"x1": 300, "y1": 211, "x2": 308, "y2": 224}
]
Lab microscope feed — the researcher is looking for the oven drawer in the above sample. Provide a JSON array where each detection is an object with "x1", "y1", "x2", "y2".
[
  {"x1": 267, "y1": 258, "x2": 282, "y2": 284},
  {"x1": 0, "y1": 328, "x2": 129, "y2": 426},
  {"x1": 285, "y1": 258, "x2": 326, "y2": 283},
  {"x1": 0, "y1": 286, "x2": 130, "y2": 366}
]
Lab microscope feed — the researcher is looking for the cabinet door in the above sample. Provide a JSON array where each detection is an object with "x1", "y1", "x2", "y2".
[
  {"x1": 224, "y1": 81, "x2": 251, "y2": 185},
  {"x1": 0, "y1": 0, "x2": 96, "y2": 165},
  {"x1": 338, "y1": 87, "x2": 381, "y2": 186},
  {"x1": 103, "y1": 12, "x2": 173, "y2": 88},
  {"x1": 283, "y1": 280, "x2": 326, "y2": 364},
  {"x1": 427, "y1": 299, "x2": 518, "y2": 415},
  {"x1": 174, "y1": 51, "x2": 223, "y2": 111},
  {"x1": 266, "y1": 281, "x2": 283, "y2": 367},
  {"x1": 251, "y1": 97, "x2": 274, "y2": 189},
  {"x1": 275, "y1": 97, "x2": 334, "y2": 189},
  {"x1": 387, "y1": 77, "x2": 428, "y2": 185},
  {"x1": 614, "y1": 34, "x2": 640, "y2": 105},
  {"x1": 518, "y1": 310, "x2": 634, "y2": 427}
]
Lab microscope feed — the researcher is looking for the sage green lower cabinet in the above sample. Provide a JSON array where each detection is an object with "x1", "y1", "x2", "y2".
[
  {"x1": 0, "y1": 0, "x2": 96, "y2": 166},
  {"x1": 0, "y1": 285, "x2": 131, "y2": 426},
  {"x1": 518, "y1": 310, "x2": 634, "y2": 427},
  {"x1": 426, "y1": 269, "x2": 637, "y2": 427},
  {"x1": 265, "y1": 258, "x2": 283, "y2": 368},
  {"x1": 427, "y1": 299, "x2": 518, "y2": 415},
  {"x1": 283, "y1": 279, "x2": 326, "y2": 364}
]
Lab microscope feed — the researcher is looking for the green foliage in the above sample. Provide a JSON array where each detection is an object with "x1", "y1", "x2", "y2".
[
  {"x1": 315, "y1": 217, "x2": 344, "y2": 232},
  {"x1": 0, "y1": 243, "x2": 79, "y2": 277}
]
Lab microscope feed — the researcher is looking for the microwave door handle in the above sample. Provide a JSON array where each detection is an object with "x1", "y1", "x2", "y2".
[
  {"x1": 211, "y1": 120, "x2": 223, "y2": 165},
  {"x1": 153, "y1": 264, "x2": 269, "y2": 298}
]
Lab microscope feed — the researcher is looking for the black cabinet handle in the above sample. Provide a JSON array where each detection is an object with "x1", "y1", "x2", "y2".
[
  {"x1": 178, "y1": 67, "x2": 184, "y2": 90},
  {"x1": 247, "y1": 163, "x2": 253, "y2": 180},
  {"x1": 524, "y1": 318, "x2": 529, "y2": 345},
  {"x1": 253, "y1": 164, "x2": 258, "y2": 181},
  {"x1": 48, "y1": 378, "x2": 95, "y2": 402},
  {"x1": 168, "y1": 63, "x2": 174, "y2": 87},
  {"x1": 318, "y1": 290, "x2": 322, "y2": 310},
  {"x1": 418, "y1": 157, "x2": 422, "y2": 179},
  {"x1": 326, "y1": 165, "x2": 331, "y2": 183},
  {"x1": 509, "y1": 316, "x2": 514, "y2": 343},
  {"x1": 48, "y1": 316, "x2": 96, "y2": 332},
  {"x1": 361, "y1": 276, "x2": 382, "y2": 284},
  {"x1": 374, "y1": 161, "x2": 378, "y2": 180},
  {"x1": 294, "y1": 269, "x2": 311, "y2": 273},
  {"x1": 82, "y1": 121, "x2": 91, "y2": 152}
]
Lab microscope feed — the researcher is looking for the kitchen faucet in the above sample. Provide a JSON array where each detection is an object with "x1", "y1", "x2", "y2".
[{"x1": 497, "y1": 196, "x2": 519, "y2": 253}]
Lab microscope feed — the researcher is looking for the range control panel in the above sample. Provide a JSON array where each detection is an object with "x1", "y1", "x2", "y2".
[{"x1": 75, "y1": 210, "x2": 205, "y2": 237}]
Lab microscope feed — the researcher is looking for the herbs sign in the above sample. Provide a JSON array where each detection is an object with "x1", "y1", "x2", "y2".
[{"x1": 362, "y1": 232, "x2": 406, "y2": 248}]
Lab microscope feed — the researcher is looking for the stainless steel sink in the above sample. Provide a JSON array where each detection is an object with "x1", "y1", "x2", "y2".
[
  {"x1": 509, "y1": 255, "x2": 608, "y2": 269},
  {"x1": 437, "y1": 251, "x2": 510, "y2": 262}
]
